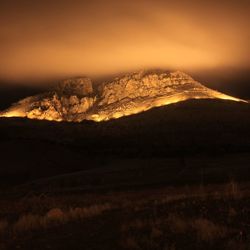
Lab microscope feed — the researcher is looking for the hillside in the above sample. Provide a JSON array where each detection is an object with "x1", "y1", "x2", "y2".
[{"x1": 0, "y1": 99, "x2": 250, "y2": 187}]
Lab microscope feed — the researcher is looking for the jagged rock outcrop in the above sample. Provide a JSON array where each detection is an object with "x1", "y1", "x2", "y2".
[
  {"x1": 57, "y1": 77, "x2": 93, "y2": 97},
  {"x1": 98, "y1": 71, "x2": 193, "y2": 106},
  {"x1": 0, "y1": 71, "x2": 246, "y2": 122}
]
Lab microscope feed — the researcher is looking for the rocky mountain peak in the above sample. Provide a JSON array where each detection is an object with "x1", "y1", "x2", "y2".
[{"x1": 0, "y1": 71, "x2": 246, "y2": 122}]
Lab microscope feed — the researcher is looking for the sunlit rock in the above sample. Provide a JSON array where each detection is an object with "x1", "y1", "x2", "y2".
[
  {"x1": 0, "y1": 71, "x2": 246, "y2": 122},
  {"x1": 57, "y1": 77, "x2": 93, "y2": 97}
]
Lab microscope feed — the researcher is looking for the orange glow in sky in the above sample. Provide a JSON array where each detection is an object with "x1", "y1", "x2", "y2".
[{"x1": 0, "y1": 0, "x2": 249, "y2": 82}]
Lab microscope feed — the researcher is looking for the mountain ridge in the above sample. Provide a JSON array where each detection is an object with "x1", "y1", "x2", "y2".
[{"x1": 0, "y1": 70, "x2": 246, "y2": 122}]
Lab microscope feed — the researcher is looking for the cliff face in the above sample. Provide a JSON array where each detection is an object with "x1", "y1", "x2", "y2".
[
  {"x1": 0, "y1": 71, "x2": 245, "y2": 122},
  {"x1": 98, "y1": 71, "x2": 196, "y2": 106},
  {"x1": 85, "y1": 71, "x2": 244, "y2": 121},
  {"x1": 57, "y1": 77, "x2": 93, "y2": 97}
]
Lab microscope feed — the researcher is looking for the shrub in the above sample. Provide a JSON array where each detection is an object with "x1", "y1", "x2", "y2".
[{"x1": 46, "y1": 208, "x2": 65, "y2": 222}]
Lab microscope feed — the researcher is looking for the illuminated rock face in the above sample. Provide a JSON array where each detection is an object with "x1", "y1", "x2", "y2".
[
  {"x1": 0, "y1": 71, "x2": 246, "y2": 122},
  {"x1": 57, "y1": 77, "x2": 93, "y2": 97}
]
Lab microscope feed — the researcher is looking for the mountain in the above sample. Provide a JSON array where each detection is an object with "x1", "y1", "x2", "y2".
[{"x1": 0, "y1": 70, "x2": 246, "y2": 122}]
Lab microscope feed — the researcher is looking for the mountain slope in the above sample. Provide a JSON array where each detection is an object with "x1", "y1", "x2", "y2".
[
  {"x1": 0, "y1": 71, "x2": 246, "y2": 122},
  {"x1": 0, "y1": 99, "x2": 250, "y2": 186}
]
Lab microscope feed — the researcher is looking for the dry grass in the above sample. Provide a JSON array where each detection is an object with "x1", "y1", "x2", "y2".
[
  {"x1": 14, "y1": 214, "x2": 42, "y2": 232},
  {"x1": 122, "y1": 237, "x2": 140, "y2": 249},
  {"x1": 0, "y1": 181, "x2": 249, "y2": 249},
  {"x1": 2, "y1": 203, "x2": 112, "y2": 235},
  {"x1": 121, "y1": 213, "x2": 232, "y2": 249},
  {"x1": 191, "y1": 218, "x2": 228, "y2": 242},
  {"x1": 168, "y1": 214, "x2": 188, "y2": 234},
  {"x1": 118, "y1": 182, "x2": 250, "y2": 249},
  {"x1": 226, "y1": 180, "x2": 241, "y2": 198}
]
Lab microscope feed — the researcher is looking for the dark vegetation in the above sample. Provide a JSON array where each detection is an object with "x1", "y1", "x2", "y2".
[
  {"x1": 1, "y1": 183, "x2": 250, "y2": 250},
  {"x1": 0, "y1": 99, "x2": 250, "y2": 249},
  {"x1": 0, "y1": 99, "x2": 250, "y2": 187}
]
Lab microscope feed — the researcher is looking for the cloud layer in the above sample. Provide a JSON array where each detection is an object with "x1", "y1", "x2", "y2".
[{"x1": 0, "y1": 0, "x2": 249, "y2": 82}]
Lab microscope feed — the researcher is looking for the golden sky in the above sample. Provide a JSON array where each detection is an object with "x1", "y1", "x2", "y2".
[{"x1": 0, "y1": 0, "x2": 249, "y2": 82}]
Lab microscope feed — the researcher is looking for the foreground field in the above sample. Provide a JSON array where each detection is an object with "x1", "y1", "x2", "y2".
[
  {"x1": 0, "y1": 182, "x2": 250, "y2": 250},
  {"x1": 0, "y1": 99, "x2": 250, "y2": 249}
]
